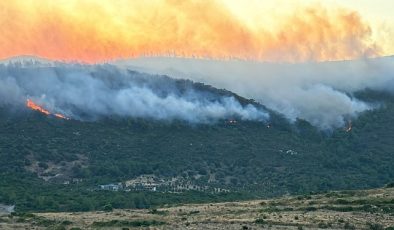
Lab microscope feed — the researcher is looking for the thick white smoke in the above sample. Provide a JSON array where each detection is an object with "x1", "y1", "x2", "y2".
[
  {"x1": 0, "y1": 59, "x2": 268, "y2": 123},
  {"x1": 113, "y1": 56, "x2": 394, "y2": 129}
]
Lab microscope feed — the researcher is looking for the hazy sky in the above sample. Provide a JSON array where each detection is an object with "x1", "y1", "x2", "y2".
[
  {"x1": 223, "y1": 0, "x2": 394, "y2": 52},
  {"x1": 331, "y1": 0, "x2": 394, "y2": 22},
  {"x1": 0, "y1": 0, "x2": 393, "y2": 62},
  {"x1": 223, "y1": 0, "x2": 394, "y2": 26}
]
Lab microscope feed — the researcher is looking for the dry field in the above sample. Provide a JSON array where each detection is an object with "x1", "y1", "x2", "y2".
[{"x1": 1, "y1": 187, "x2": 393, "y2": 230}]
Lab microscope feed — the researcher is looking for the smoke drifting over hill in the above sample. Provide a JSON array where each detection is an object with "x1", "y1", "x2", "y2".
[
  {"x1": 0, "y1": 61, "x2": 268, "y2": 123},
  {"x1": 116, "y1": 56, "x2": 394, "y2": 130},
  {"x1": 2, "y1": 56, "x2": 393, "y2": 130}
]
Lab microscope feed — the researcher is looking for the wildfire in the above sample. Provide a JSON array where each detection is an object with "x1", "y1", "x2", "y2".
[
  {"x1": 54, "y1": 113, "x2": 68, "y2": 119},
  {"x1": 26, "y1": 99, "x2": 69, "y2": 120},
  {"x1": 26, "y1": 99, "x2": 50, "y2": 115}
]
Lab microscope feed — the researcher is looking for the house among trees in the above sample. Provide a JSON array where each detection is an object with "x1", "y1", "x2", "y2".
[
  {"x1": 98, "y1": 183, "x2": 123, "y2": 191},
  {"x1": 0, "y1": 204, "x2": 15, "y2": 214}
]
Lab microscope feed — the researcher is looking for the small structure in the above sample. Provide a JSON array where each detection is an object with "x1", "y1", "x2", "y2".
[
  {"x1": 0, "y1": 204, "x2": 15, "y2": 215},
  {"x1": 226, "y1": 119, "x2": 237, "y2": 124},
  {"x1": 99, "y1": 183, "x2": 123, "y2": 191},
  {"x1": 286, "y1": 150, "x2": 298, "y2": 155}
]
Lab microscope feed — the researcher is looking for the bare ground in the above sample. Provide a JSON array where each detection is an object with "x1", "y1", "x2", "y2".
[{"x1": 0, "y1": 187, "x2": 393, "y2": 229}]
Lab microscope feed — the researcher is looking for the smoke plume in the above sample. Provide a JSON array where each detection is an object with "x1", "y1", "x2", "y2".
[
  {"x1": 0, "y1": 59, "x2": 268, "y2": 123},
  {"x1": 115, "y1": 56, "x2": 394, "y2": 129}
]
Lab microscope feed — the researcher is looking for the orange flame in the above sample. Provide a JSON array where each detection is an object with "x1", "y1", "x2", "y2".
[
  {"x1": 26, "y1": 99, "x2": 69, "y2": 120},
  {"x1": 0, "y1": 1, "x2": 385, "y2": 63},
  {"x1": 26, "y1": 99, "x2": 50, "y2": 115},
  {"x1": 54, "y1": 113, "x2": 68, "y2": 119}
]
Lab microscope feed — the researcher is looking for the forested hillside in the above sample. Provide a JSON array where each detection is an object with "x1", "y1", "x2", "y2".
[{"x1": 0, "y1": 84, "x2": 393, "y2": 212}]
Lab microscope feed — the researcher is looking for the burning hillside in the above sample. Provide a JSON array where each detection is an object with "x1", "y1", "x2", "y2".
[
  {"x1": 0, "y1": 60, "x2": 268, "y2": 123},
  {"x1": 1, "y1": 55, "x2": 393, "y2": 130},
  {"x1": 26, "y1": 99, "x2": 50, "y2": 116},
  {"x1": 26, "y1": 99, "x2": 69, "y2": 120}
]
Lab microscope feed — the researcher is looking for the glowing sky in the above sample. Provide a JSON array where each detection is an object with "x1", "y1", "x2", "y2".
[{"x1": 0, "y1": 0, "x2": 393, "y2": 63}]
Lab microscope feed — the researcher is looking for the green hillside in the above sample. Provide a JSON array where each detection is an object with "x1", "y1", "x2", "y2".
[{"x1": 0, "y1": 87, "x2": 393, "y2": 212}]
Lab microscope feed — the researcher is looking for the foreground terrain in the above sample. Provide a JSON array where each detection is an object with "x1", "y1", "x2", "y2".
[{"x1": 1, "y1": 186, "x2": 393, "y2": 230}]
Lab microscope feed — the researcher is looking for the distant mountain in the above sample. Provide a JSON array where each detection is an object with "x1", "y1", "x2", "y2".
[{"x1": 0, "y1": 55, "x2": 57, "y2": 67}]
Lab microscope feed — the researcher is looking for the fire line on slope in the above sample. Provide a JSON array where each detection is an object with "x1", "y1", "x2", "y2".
[{"x1": 26, "y1": 99, "x2": 69, "y2": 120}]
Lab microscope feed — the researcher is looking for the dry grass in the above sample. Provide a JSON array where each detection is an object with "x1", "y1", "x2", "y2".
[{"x1": 1, "y1": 187, "x2": 393, "y2": 229}]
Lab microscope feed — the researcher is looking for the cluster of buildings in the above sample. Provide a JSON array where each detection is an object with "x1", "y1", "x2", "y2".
[{"x1": 98, "y1": 174, "x2": 230, "y2": 193}]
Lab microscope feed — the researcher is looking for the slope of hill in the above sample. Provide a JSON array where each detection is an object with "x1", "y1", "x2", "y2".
[
  {"x1": 1, "y1": 186, "x2": 393, "y2": 229},
  {"x1": 0, "y1": 86, "x2": 393, "y2": 212},
  {"x1": 114, "y1": 56, "x2": 394, "y2": 130},
  {"x1": 0, "y1": 58, "x2": 393, "y2": 212}
]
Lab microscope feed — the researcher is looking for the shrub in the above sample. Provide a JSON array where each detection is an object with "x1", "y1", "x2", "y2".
[
  {"x1": 344, "y1": 222, "x2": 355, "y2": 229},
  {"x1": 304, "y1": 206, "x2": 317, "y2": 212},
  {"x1": 61, "y1": 220, "x2": 73, "y2": 225},
  {"x1": 385, "y1": 182, "x2": 394, "y2": 188},
  {"x1": 254, "y1": 218, "x2": 266, "y2": 224},
  {"x1": 92, "y1": 220, "x2": 166, "y2": 227},
  {"x1": 103, "y1": 204, "x2": 113, "y2": 212},
  {"x1": 318, "y1": 222, "x2": 329, "y2": 228},
  {"x1": 148, "y1": 209, "x2": 168, "y2": 215},
  {"x1": 38, "y1": 162, "x2": 49, "y2": 169},
  {"x1": 335, "y1": 199, "x2": 350, "y2": 204},
  {"x1": 367, "y1": 223, "x2": 384, "y2": 230},
  {"x1": 189, "y1": 210, "x2": 200, "y2": 215}
]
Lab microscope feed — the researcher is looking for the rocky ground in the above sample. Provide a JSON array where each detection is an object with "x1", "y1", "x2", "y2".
[{"x1": 0, "y1": 187, "x2": 393, "y2": 229}]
